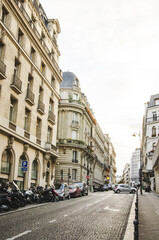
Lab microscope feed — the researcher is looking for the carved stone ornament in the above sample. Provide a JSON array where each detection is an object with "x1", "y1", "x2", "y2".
[
  {"x1": 7, "y1": 136, "x2": 14, "y2": 149},
  {"x1": 23, "y1": 144, "x2": 29, "y2": 153}
]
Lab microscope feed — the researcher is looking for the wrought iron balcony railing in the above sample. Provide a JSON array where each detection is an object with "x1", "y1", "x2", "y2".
[
  {"x1": 0, "y1": 59, "x2": 6, "y2": 79},
  {"x1": 11, "y1": 74, "x2": 22, "y2": 94},
  {"x1": 37, "y1": 100, "x2": 45, "y2": 114},
  {"x1": 25, "y1": 89, "x2": 35, "y2": 105},
  {"x1": 146, "y1": 116, "x2": 159, "y2": 123},
  {"x1": 48, "y1": 111, "x2": 55, "y2": 124}
]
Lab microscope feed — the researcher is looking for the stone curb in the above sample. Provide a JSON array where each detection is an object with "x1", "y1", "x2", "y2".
[{"x1": 123, "y1": 194, "x2": 136, "y2": 240}]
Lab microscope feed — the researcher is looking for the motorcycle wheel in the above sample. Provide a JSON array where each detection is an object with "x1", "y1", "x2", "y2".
[
  {"x1": 11, "y1": 199, "x2": 20, "y2": 209},
  {"x1": 45, "y1": 195, "x2": 52, "y2": 202},
  {"x1": 20, "y1": 199, "x2": 27, "y2": 207}
]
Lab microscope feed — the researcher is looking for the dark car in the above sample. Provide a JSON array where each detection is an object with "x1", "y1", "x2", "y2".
[
  {"x1": 74, "y1": 182, "x2": 88, "y2": 196},
  {"x1": 69, "y1": 184, "x2": 82, "y2": 198}
]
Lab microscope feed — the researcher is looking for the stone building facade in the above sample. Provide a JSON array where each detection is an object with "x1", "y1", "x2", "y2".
[
  {"x1": 56, "y1": 71, "x2": 116, "y2": 188},
  {"x1": 0, "y1": 0, "x2": 62, "y2": 189},
  {"x1": 142, "y1": 94, "x2": 159, "y2": 190}
]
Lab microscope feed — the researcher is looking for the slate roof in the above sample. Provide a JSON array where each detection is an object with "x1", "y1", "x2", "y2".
[{"x1": 60, "y1": 71, "x2": 78, "y2": 88}]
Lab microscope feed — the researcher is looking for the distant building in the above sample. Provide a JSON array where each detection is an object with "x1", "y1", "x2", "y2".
[
  {"x1": 122, "y1": 163, "x2": 130, "y2": 185},
  {"x1": 55, "y1": 72, "x2": 115, "y2": 188},
  {"x1": 142, "y1": 94, "x2": 159, "y2": 190},
  {"x1": 130, "y1": 148, "x2": 140, "y2": 185}
]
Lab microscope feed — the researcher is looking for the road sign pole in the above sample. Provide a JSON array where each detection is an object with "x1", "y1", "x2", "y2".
[{"x1": 23, "y1": 171, "x2": 25, "y2": 191}]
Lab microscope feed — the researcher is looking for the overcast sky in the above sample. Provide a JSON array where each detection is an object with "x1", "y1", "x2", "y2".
[{"x1": 40, "y1": 0, "x2": 159, "y2": 175}]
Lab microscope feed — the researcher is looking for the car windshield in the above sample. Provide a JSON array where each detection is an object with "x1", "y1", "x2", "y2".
[
  {"x1": 55, "y1": 184, "x2": 63, "y2": 190},
  {"x1": 69, "y1": 185, "x2": 76, "y2": 189}
]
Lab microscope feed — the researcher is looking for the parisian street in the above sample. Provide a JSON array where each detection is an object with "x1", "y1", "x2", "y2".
[{"x1": 0, "y1": 191, "x2": 134, "y2": 240}]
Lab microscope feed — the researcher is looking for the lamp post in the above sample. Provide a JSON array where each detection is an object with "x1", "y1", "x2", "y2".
[{"x1": 132, "y1": 131, "x2": 142, "y2": 195}]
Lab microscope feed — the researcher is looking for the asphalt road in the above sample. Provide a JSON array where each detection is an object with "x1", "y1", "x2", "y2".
[{"x1": 0, "y1": 191, "x2": 134, "y2": 240}]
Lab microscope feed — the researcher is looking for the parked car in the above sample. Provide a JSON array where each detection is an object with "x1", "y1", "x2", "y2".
[
  {"x1": 54, "y1": 183, "x2": 70, "y2": 200},
  {"x1": 114, "y1": 184, "x2": 136, "y2": 194},
  {"x1": 93, "y1": 185, "x2": 103, "y2": 192},
  {"x1": 102, "y1": 185, "x2": 109, "y2": 191},
  {"x1": 69, "y1": 184, "x2": 82, "y2": 198},
  {"x1": 74, "y1": 182, "x2": 88, "y2": 196}
]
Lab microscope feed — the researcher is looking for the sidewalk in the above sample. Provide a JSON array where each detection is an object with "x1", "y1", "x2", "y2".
[{"x1": 139, "y1": 191, "x2": 159, "y2": 240}]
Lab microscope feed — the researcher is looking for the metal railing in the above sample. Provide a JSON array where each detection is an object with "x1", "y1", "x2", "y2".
[
  {"x1": 146, "y1": 116, "x2": 159, "y2": 123},
  {"x1": 48, "y1": 111, "x2": 55, "y2": 123},
  {"x1": 134, "y1": 187, "x2": 139, "y2": 240},
  {"x1": 11, "y1": 74, "x2": 22, "y2": 91},
  {"x1": 0, "y1": 59, "x2": 6, "y2": 77},
  {"x1": 26, "y1": 88, "x2": 35, "y2": 104},
  {"x1": 37, "y1": 100, "x2": 45, "y2": 114}
]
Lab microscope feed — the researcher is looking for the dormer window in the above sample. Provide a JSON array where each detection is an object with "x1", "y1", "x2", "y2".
[
  {"x1": 74, "y1": 78, "x2": 78, "y2": 86},
  {"x1": 154, "y1": 99, "x2": 159, "y2": 105}
]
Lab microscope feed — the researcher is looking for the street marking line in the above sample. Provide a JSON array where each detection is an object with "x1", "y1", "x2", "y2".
[
  {"x1": 95, "y1": 200, "x2": 100, "y2": 203},
  {"x1": 104, "y1": 206, "x2": 120, "y2": 212},
  {"x1": 49, "y1": 219, "x2": 56, "y2": 223},
  {"x1": 63, "y1": 214, "x2": 68, "y2": 217},
  {"x1": 6, "y1": 230, "x2": 32, "y2": 240}
]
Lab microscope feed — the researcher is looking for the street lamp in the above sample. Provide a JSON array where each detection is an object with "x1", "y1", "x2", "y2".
[{"x1": 132, "y1": 131, "x2": 142, "y2": 195}]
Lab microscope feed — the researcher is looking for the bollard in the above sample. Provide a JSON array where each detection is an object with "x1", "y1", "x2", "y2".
[
  {"x1": 134, "y1": 187, "x2": 139, "y2": 240},
  {"x1": 133, "y1": 219, "x2": 139, "y2": 240}
]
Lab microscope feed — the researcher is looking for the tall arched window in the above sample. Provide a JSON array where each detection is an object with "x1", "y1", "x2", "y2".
[
  {"x1": 152, "y1": 126, "x2": 156, "y2": 137},
  {"x1": 18, "y1": 155, "x2": 27, "y2": 177},
  {"x1": 31, "y1": 160, "x2": 37, "y2": 180},
  {"x1": 1, "y1": 149, "x2": 11, "y2": 174}
]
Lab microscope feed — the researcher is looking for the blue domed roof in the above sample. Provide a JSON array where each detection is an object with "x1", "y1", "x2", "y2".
[{"x1": 60, "y1": 72, "x2": 78, "y2": 88}]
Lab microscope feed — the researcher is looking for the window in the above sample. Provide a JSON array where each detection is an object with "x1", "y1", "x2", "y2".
[
  {"x1": 40, "y1": 61, "x2": 45, "y2": 75},
  {"x1": 72, "y1": 151, "x2": 78, "y2": 162},
  {"x1": 51, "y1": 76, "x2": 55, "y2": 89},
  {"x1": 18, "y1": 28, "x2": 23, "y2": 46},
  {"x1": 9, "y1": 96, "x2": 17, "y2": 123},
  {"x1": 30, "y1": 47, "x2": 35, "y2": 61},
  {"x1": 2, "y1": 6, "x2": 9, "y2": 25},
  {"x1": 47, "y1": 126, "x2": 52, "y2": 143},
  {"x1": 73, "y1": 93, "x2": 78, "y2": 100},
  {"x1": 72, "y1": 112, "x2": 78, "y2": 123},
  {"x1": 74, "y1": 78, "x2": 78, "y2": 86},
  {"x1": 31, "y1": 160, "x2": 37, "y2": 180},
  {"x1": 18, "y1": 155, "x2": 26, "y2": 177},
  {"x1": 36, "y1": 118, "x2": 42, "y2": 139},
  {"x1": 72, "y1": 130, "x2": 77, "y2": 139},
  {"x1": 0, "y1": 41, "x2": 5, "y2": 60},
  {"x1": 49, "y1": 99, "x2": 54, "y2": 112},
  {"x1": 72, "y1": 169, "x2": 77, "y2": 180},
  {"x1": 39, "y1": 86, "x2": 43, "y2": 101},
  {"x1": 152, "y1": 112, "x2": 157, "y2": 121},
  {"x1": 14, "y1": 58, "x2": 20, "y2": 77},
  {"x1": 152, "y1": 142, "x2": 156, "y2": 151},
  {"x1": 1, "y1": 149, "x2": 11, "y2": 174},
  {"x1": 24, "y1": 108, "x2": 31, "y2": 132},
  {"x1": 152, "y1": 126, "x2": 156, "y2": 137},
  {"x1": 154, "y1": 99, "x2": 159, "y2": 105},
  {"x1": 27, "y1": 74, "x2": 33, "y2": 91}
]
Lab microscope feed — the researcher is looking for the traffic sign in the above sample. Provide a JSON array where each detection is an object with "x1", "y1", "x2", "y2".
[
  {"x1": 22, "y1": 160, "x2": 28, "y2": 167},
  {"x1": 21, "y1": 167, "x2": 27, "y2": 171},
  {"x1": 86, "y1": 175, "x2": 89, "y2": 179}
]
